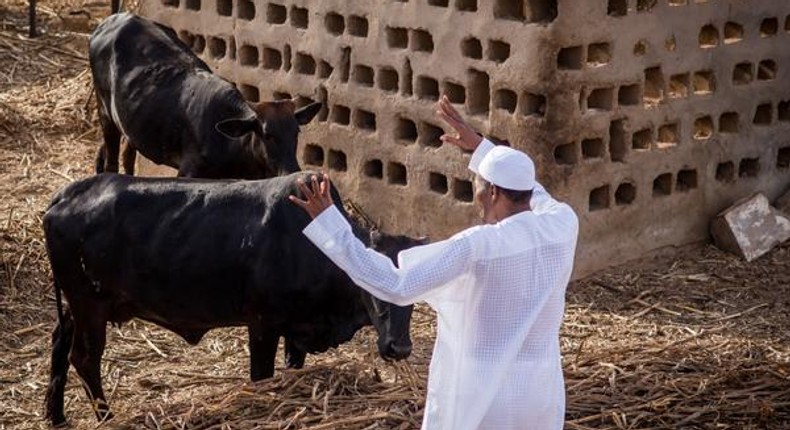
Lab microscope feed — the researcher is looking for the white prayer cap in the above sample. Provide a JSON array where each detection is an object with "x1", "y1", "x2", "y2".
[{"x1": 477, "y1": 146, "x2": 536, "y2": 191}]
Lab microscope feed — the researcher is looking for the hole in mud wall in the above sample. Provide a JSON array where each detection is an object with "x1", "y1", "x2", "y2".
[
  {"x1": 637, "y1": 0, "x2": 656, "y2": 12},
  {"x1": 290, "y1": 6, "x2": 308, "y2": 28},
  {"x1": 494, "y1": 89, "x2": 518, "y2": 113},
  {"x1": 267, "y1": 3, "x2": 287, "y2": 24},
  {"x1": 239, "y1": 0, "x2": 255, "y2": 20},
  {"x1": 779, "y1": 101, "x2": 790, "y2": 121},
  {"x1": 693, "y1": 70, "x2": 715, "y2": 95},
  {"x1": 633, "y1": 40, "x2": 647, "y2": 56},
  {"x1": 239, "y1": 84, "x2": 259, "y2": 102},
  {"x1": 778, "y1": 147, "x2": 790, "y2": 169},
  {"x1": 719, "y1": 112, "x2": 739, "y2": 133},
  {"x1": 263, "y1": 47, "x2": 282, "y2": 69},
  {"x1": 396, "y1": 118, "x2": 418, "y2": 143},
  {"x1": 676, "y1": 169, "x2": 697, "y2": 192},
  {"x1": 318, "y1": 61, "x2": 333, "y2": 79},
  {"x1": 786, "y1": 16, "x2": 790, "y2": 33},
  {"x1": 488, "y1": 40, "x2": 510, "y2": 63},
  {"x1": 208, "y1": 37, "x2": 226, "y2": 59},
  {"x1": 411, "y1": 30, "x2": 434, "y2": 52},
  {"x1": 339, "y1": 47, "x2": 349, "y2": 82},
  {"x1": 388, "y1": 162, "x2": 408, "y2": 185},
  {"x1": 618, "y1": 84, "x2": 640, "y2": 106},
  {"x1": 589, "y1": 185, "x2": 610, "y2": 211},
  {"x1": 282, "y1": 44, "x2": 292, "y2": 71},
  {"x1": 615, "y1": 182, "x2": 636, "y2": 205},
  {"x1": 163, "y1": 0, "x2": 179, "y2": 8},
  {"x1": 607, "y1": 0, "x2": 627, "y2": 17},
  {"x1": 462, "y1": 37, "x2": 483, "y2": 59},
  {"x1": 521, "y1": 92, "x2": 546, "y2": 117},
  {"x1": 325, "y1": 12, "x2": 345, "y2": 35},
  {"x1": 420, "y1": 122, "x2": 444, "y2": 147},
  {"x1": 760, "y1": 18, "x2": 778, "y2": 37},
  {"x1": 429, "y1": 172, "x2": 449, "y2": 194},
  {"x1": 610, "y1": 119, "x2": 626, "y2": 162},
  {"x1": 698, "y1": 24, "x2": 719, "y2": 48},
  {"x1": 317, "y1": 87, "x2": 329, "y2": 122},
  {"x1": 331, "y1": 105, "x2": 350, "y2": 125},
  {"x1": 228, "y1": 38, "x2": 236, "y2": 61},
  {"x1": 364, "y1": 159, "x2": 383, "y2": 179},
  {"x1": 417, "y1": 76, "x2": 440, "y2": 100},
  {"x1": 294, "y1": 53, "x2": 316, "y2": 75},
  {"x1": 185, "y1": 0, "x2": 200, "y2": 11},
  {"x1": 467, "y1": 69, "x2": 490, "y2": 115},
  {"x1": 387, "y1": 27, "x2": 409, "y2": 49},
  {"x1": 238, "y1": 45, "x2": 258, "y2": 67},
  {"x1": 354, "y1": 109, "x2": 377, "y2": 131},
  {"x1": 554, "y1": 142, "x2": 577, "y2": 165},
  {"x1": 526, "y1": 0, "x2": 557, "y2": 22},
  {"x1": 444, "y1": 81, "x2": 466, "y2": 104},
  {"x1": 456, "y1": 0, "x2": 477, "y2": 11},
  {"x1": 557, "y1": 46, "x2": 583, "y2": 70},
  {"x1": 378, "y1": 68, "x2": 399, "y2": 92},
  {"x1": 582, "y1": 138, "x2": 605, "y2": 159},
  {"x1": 273, "y1": 91, "x2": 291, "y2": 100},
  {"x1": 217, "y1": 0, "x2": 231, "y2": 16},
  {"x1": 587, "y1": 87, "x2": 614, "y2": 111},
  {"x1": 453, "y1": 179, "x2": 473, "y2": 202},
  {"x1": 643, "y1": 67, "x2": 664, "y2": 105},
  {"x1": 652, "y1": 173, "x2": 672, "y2": 197},
  {"x1": 494, "y1": 0, "x2": 525, "y2": 21},
  {"x1": 327, "y1": 149, "x2": 347, "y2": 171},
  {"x1": 587, "y1": 43, "x2": 611, "y2": 67},
  {"x1": 429, "y1": 0, "x2": 449, "y2": 6},
  {"x1": 739, "y1": 158, "x2": 760, "y2": 178},
  {"x1": 354, "y1": 65, "x2": 375, "y2": 86},
  {"x1": 348, "y1": 15, "x2": 369, "y2": 37},
  {"x1": 724, "y1": 22, "x2": 744, "y2": 44},
  {"x1": 753, "y1": 103, "x2": 773, "y2": 125},
  {"x1": 402, "y1": 59, "x2": 413, "y2": 96},
  {"x1": 303, "y1": 144, "x2": 325, "y2": 166},
  {"x1": 716, "y1": 161, "x2": 735, "y2": 182},
  {"x1": 757, "y1": 60, "x2": 777, "y2": 81},
  {"x1": 632, "y1": 128, "x2": 653, "y2": 150},
  {"x1": 657, "y1": 123, "x2": 678, "y2": 148},
  {"x1": 693, "y1": 116, "x2": 713, "y2": 140}
]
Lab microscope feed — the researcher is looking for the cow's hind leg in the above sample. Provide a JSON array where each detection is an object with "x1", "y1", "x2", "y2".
[
  {"x1": 45, "y1": 308, "x2": 75, "y2": 427},
  {"x1": 96, "y1": 100, "x2": 121, "y2": 173},
  {"x1": 69, "y1": 308, "x2": 112, "y2": 422},
  {"x1": 284, "y1": 338, "x2": 306, "y2": 369},
  {"x1": 248, "y1": 323, "x2": 280, "y2": 381},
  {"x1": 121, "y1": 142, "x2": 136, "y2": 175}
]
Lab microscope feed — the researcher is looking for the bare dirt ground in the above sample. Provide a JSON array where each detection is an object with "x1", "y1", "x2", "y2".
[{"x1": 1, "y1": 1, "x2": 789, "y2": 429}]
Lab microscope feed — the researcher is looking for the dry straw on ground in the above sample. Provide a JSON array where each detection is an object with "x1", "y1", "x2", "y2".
[{"x1": 1, "y1": 2, "x2": 789, "y2": 429}]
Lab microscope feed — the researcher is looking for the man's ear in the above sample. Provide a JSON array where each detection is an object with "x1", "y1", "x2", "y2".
[
  {"x1": 215, "y1": 117, "x2": 262, "y2": 138},
  {"x1": 295, "y1": 102, "x2": 322, "y2": 125}
]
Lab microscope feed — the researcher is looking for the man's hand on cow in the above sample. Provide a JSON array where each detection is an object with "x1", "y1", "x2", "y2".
[
  {"x1": 289, "y1": 173, "x2": 334, "y2": 219},
  {"x1": 437, "y1": 95, "x2": 483, "y2": 152}
]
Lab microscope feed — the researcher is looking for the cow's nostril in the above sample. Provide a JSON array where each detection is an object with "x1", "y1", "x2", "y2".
[{"x1": 387, "y1": 343, "x2": 412, "y2": 360}]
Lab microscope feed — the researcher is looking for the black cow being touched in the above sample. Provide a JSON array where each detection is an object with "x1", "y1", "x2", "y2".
[
  {"x1": 43, "y1": 172, "x2": 421, "y2": 425},
  {"x1": 89, "y1": 12, "x2": 321, "y2": 178}
]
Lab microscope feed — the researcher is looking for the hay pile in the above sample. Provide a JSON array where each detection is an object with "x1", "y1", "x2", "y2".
[{"x1": 2, "y1": 1, "x2": 790, "y2": 429}]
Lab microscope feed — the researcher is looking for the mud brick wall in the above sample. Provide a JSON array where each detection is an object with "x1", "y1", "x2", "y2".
[{"x1": 137, "y1": 0, "x2": 790, "y2": 277}]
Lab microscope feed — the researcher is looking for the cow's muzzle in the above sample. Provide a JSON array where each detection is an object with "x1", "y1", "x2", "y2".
[{"x1": 379, "y1": 338, "x2": 412, "y2": 361}]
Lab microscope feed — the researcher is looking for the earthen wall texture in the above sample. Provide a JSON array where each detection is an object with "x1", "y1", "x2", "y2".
[{"x1": 137, "y1": 0, "x2": 790, "y2": 277}]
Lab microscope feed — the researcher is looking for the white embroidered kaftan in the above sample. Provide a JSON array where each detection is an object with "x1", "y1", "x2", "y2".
[{"x1": 302, "y1": 140, "x2": 579, "y2": 430}]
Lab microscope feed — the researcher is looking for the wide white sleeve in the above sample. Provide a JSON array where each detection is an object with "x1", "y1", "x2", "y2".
[{"x1": 302, "y1": 206, "x2": 473, "y2": 306}]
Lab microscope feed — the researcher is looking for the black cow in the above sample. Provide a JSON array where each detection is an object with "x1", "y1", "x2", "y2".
[
  {"x1": 89, "y1": 12, "x2": 321, "y2": 178},
  {"x1": 43, "y1": 172, "x2": 420, "y2": 426}
]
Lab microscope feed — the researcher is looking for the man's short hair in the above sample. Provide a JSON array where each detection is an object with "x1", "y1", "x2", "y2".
[{"x1": 475, "y1": 175, "x2": 532, "y2": 204}]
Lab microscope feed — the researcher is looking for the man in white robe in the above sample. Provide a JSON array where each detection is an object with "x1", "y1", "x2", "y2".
[{"x1": 289, "y1": 96, "x2": 579, "y2": 430}]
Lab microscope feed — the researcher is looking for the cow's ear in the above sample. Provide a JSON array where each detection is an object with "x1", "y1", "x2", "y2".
[
  {"x1": 295, "y1": 102, "x2": 322, "y2": 125},
  {"x1": 215, "y1": 117, "x2": 261, "y2": 138}
]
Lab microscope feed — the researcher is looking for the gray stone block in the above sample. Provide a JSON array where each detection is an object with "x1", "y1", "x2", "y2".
[{"x1": 711, "y1": 193, "x2": 790, "y2": 262}]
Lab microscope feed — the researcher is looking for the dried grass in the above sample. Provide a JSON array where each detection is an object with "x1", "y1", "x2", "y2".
[{"x1": 1, "y1": 2, "x2": 790, "y2": 429}]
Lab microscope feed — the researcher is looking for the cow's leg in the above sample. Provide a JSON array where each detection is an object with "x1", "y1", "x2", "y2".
[
  {"x1": 248, "y1": 323, "x2": 280, "y2": 381},
  {"x1": 284, "y1": 338, "x2": 306, "y2": 369},
  {"x1": 96, "y1": 102, "x2": 121, "y2": 173},
  {"x1": 28, "y1": 0, "x2": 37, "y2": 38},
  {"x1": 110, "y1": 0, "x2": 121, "y2": 13},
  {"x1": 45, "y1": 308, "x2": 75, "y2": 427},
  {"x1": 69, "y1": 310, "x2": 112, "y2": 422},
  {"x1": 121, "y1": 143, "x2": 136, "y2": 175}
]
